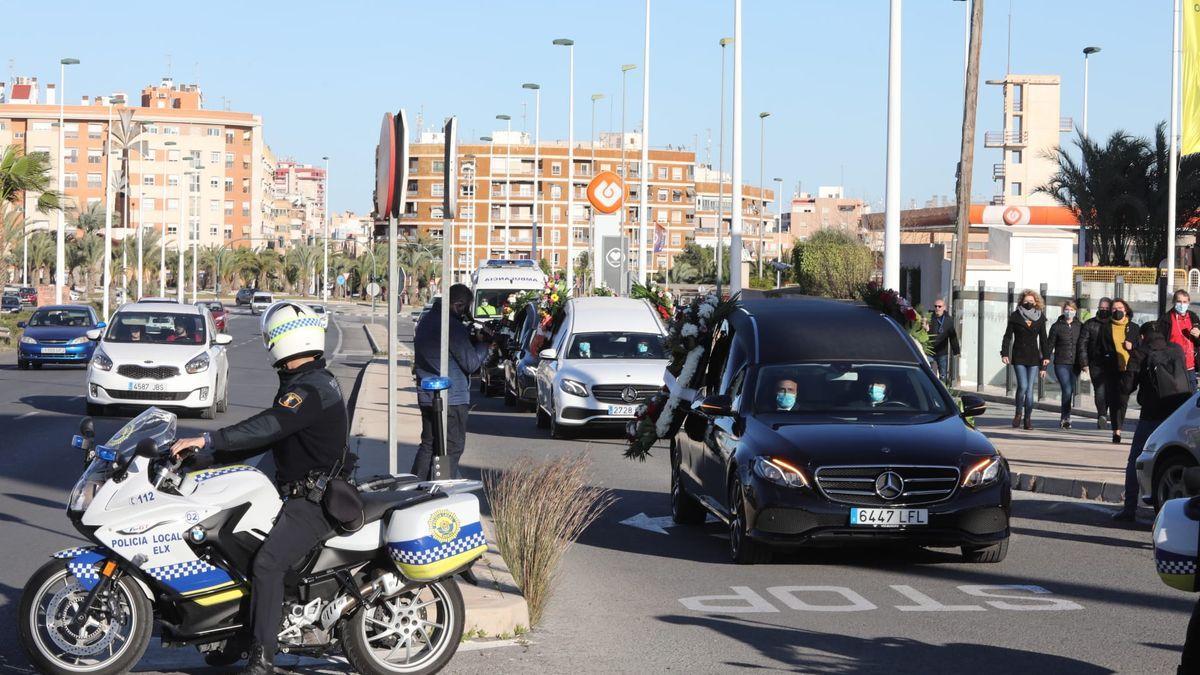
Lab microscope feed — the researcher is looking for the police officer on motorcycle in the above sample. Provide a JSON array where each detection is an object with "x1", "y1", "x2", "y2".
[{"x1": 171, "y1": 301, "x2": 348, "y2": 674}]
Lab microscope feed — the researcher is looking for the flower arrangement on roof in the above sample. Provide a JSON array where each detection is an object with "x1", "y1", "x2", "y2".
[{"x1": 859, "y1": 281, "x2": 932, "y2": 355}]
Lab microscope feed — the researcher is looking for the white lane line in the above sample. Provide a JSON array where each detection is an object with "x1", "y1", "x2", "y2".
[
  {"x1": 331, "y1": 316, "x2": 344, "y2": 359},
  {"x1": 15, "y1": 411, "x2": 38, "y2": 421}
]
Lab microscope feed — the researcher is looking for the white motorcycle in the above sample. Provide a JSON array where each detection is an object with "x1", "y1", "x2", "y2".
[{"x1": 19, "y1": 407, "x2": 487, "y2": 674}]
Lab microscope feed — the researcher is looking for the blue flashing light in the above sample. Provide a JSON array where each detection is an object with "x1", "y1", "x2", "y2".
[
  {"x1": 72, "y1": 435, "x2": 85, "y2": 449},
  {"x1": 420, "y1": 376, "x2": 451, "y2": 392},
  {"x1": 96, "y1": 445, "x2": 117, "y2": 462}
]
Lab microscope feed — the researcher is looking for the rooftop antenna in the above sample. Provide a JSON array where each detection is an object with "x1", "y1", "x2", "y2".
[
  {"x1": 1006, "y1": 0, "x2": 1013, "y2": 75},
  {"x1": 522, "y1": 101, "x2": 528, "y2": 135},
  {"x1": 705, "y1": 128, "x2": 712, "y2": 166}
]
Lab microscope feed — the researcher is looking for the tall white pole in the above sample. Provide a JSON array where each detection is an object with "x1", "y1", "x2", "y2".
[
  {"x1": 883, "y1": 0, "x2": 903, "y2": 290},
  {"x1": 177, "y1": 173, "x2": 185, "y2": 303},
  {"x1": 323, "y1": 156, "x2": 330, "y2": 302},
  {"x1": 758, "y1": 112, "x2": 769, "y2": 278},
  {"x1": 55, "y1": 61, "x2": 68, "y2": 305},
  {"x1": 716, "y1": 40, "x2": 729, "y2": 296},
  {"x1": 159, "y1": 150, "x2": 167, "y2": 297},
  {"x1": 525, "y1": 84, "x2": 542, "y2": 263},
  {"x1": 1083, "y1": 54, "x2": 1091, "y2": 138},
  {"x1": 388, "y1": 212, "x2": 398, "y2": 474},
  {"x1": 505, "y1": 118, "x2": 512, "y2": 258},
  {"x1": 563, "y1": 41, "x2": 576, "y2": 289},
  {"x1": 1168, "y1": 0, "x2": 1181, "y2": 288},
  {"x1": 136, "y1": 144, "x2": 143, "y2": 299},
  {"x1": 730, "y1": 0, "x2": 744, "y2": 295},
  {"x1": 639, "y1": 0, "x2": 652, "y2": 284},
  {"x1": 102, "y1": 102, "x2": 114, "y2": 318}
]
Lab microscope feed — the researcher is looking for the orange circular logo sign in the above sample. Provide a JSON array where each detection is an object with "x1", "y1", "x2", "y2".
[
  {"x1": 586, "y1": 171, "x2": 624, "y2": 214},
  {"x1": 1002, "y1": 206, "x2": 1024, "y2": 225}
]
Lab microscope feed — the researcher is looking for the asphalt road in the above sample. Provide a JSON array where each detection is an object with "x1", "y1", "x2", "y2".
[{"x1": 0, "y1": 305, "x2": 1189, "y2": 674}]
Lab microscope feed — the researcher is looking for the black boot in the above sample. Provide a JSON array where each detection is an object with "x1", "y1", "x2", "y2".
[{"x1": 238, "y1": 642, "x2": 275, "y2": 675}]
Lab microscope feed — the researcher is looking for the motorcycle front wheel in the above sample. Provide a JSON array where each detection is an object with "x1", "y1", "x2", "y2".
[
  {"x1": 341, "y1": 578, "x2": 465, "y2": 675},
  {"x1": 19, "y1": 559, "x2": 153, "y2": 674}
]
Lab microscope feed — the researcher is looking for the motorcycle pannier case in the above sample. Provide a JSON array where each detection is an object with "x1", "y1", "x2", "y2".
[
  {"x1": 1154, "y1": 497, "x2": 1200, "y2": 591},
  {"x1": 385, "y1": 493, "x2": 487, "y2": 581}
]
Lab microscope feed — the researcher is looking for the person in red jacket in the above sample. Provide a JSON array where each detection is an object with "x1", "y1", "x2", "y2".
[{"x1": 1162, "y1": 289, "x2": 1200, "y2": 392}]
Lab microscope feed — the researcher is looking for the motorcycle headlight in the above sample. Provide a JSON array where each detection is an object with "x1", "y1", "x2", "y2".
[
  {"x1": 91, "y1": 349, "x2": 113, "y2": 371},
  {"x1": 185, "y1": 352, "x2": 210, "y2": 374},
  {"x1": 19, "y1": 335, "x2": 35, "y2": 345},
  {"x1": 559, "y1": 378, "x2": 589, "y2": 397},
  {"x1": 962, "y1": 456, "x2": 1003, "y2": 488},
  {"x1": 752, "y1": 456, "x2": 810, "y2": 489},
  {"x1": 68, "y1": 335, "x2": 90, "y2": 345}
]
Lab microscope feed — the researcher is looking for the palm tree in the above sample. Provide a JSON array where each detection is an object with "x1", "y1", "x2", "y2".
[
  {"x1": 27, "y1": 231, "x2": 55, "y2": 284},
  {"x1": 67, "y1": 203, "x2": 117, "y2": 296},
  {"x1": 397, "y1": 233, "x2": 442, "y2": 301},
  {"x1": 0, "y1": 203, "x2": 25, "y2": 286},
  {"x1": 0, "y1": 145, "x2": 62, "y2": 213}
]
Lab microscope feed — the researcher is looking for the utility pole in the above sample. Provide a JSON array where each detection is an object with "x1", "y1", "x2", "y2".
[{"x1": 953, "y1": 0, "x2": 984, "y2": 387}]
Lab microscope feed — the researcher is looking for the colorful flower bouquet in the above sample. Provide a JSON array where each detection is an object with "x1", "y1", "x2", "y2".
[
  {"x1": 526, "y1": 278, "x2": 571, "y2": 356},
  {"x1": 630, "y1": 280, "x2": 674, "y2": 323},
  {"x1": 859, "y1": 281, "x2": 932, "y2": 355}
]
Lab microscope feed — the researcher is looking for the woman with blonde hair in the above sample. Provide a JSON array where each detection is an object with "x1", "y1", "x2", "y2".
[{"x1": 1001, "y1": 289, "x2": 1049, "y2": 430}]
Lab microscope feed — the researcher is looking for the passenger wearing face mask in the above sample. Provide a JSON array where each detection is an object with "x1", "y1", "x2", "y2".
[
  {"x1": 1078, "y1": 297, "x2": 1113, "y2": 429},
  {"x1": 1088, "y1": 297, "x2": 1139, "y2": 443},
  {"x1": 1046, "y1": 300, "x2": 1083, "y2": 429},
  {"x1": 775, "y1": 378, "x2": 798, "y2": 411},
  {"x1": 1161, "y1": 289, "x2": 1200, "y2": 392},
  {"x1": 865, "y1": 379, "x2": 891, "y2": 407},
  {"x1": 1001, "y1": 290, "x2": 1050, "y2": 430}
]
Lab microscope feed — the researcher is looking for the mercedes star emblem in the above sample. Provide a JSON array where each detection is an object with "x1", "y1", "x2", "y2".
[
  {"x1": 621, "y1": 386, "x2": 638, "y2": 403},
  {"x1": 874, "y1": 471, "x2": 904, "y2": 500}
]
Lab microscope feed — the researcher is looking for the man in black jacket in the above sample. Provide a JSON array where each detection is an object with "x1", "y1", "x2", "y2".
[
  {"x1": 1078, "y1": 297, "x2": 1113, "y2": 429},
  {"x1": 171, "y1": 302, "x2": 347, "y2": 674},
  {"x1": 926, "y1": 298, "x2": 960, "y2": 384}
]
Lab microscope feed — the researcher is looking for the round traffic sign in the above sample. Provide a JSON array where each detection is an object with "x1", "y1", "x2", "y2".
[
  {"x1": 375, "y1": 113, "x2": 396, "y2": 217},
  {"x1": 366, "y1": 282, "x2": 381, "y2": 297},
  {"x1": 587, "y1": 171, "x2": 624, "y2": 215},
  {"x1": 336, "y1": 274, "x2": 346, "y2": 286}
]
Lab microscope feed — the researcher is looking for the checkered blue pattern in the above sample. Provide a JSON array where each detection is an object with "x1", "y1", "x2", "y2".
[
  {"x1": 192, "y1": 465, "x2": 257, "y2": 484},
  {"x1": 57, "y1": 548, "x2": 109, "y2": 591},
  {"x1": 145, "y1": 559, "x2": 233, "y2": 594},
  {"x1": 53, "y1": 546, "x2": 104, "y2": 559},
  {"x1": 265, "y1": 317, "x2": 322, "y2": 345},
  {"x1": 1157, "y1": 548, "x2": 1197, "y2": 576},
  {"x1": 146, "y1": 559, "x2": 218, "y2": 581},
  {"x1": 389, "y1": 529, "x2": 486, "y2": 566}
]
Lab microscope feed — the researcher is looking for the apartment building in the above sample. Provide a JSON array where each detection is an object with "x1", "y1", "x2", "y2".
[
  {"x1": 383, "y1": 133, "x2": 773, "y2": 279},
  {"x1": 693, "y1": 166, "x2": 776, "y2": 263},
  {"x1": 0, "y1": 76, "x2": 266, "y2": 249},
  {"x1": 780, "y1": 186, "x2": 868, "y2": 241},
  {"x1": 985, "y1": 74, "x2": 1071, "y2": 207}
]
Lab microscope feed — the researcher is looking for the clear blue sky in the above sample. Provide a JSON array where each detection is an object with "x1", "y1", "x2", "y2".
[{"x1": 8, "y1": 0, "x2": 1175, "y2": 213}]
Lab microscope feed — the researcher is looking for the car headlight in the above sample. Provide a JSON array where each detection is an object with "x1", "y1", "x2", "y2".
[
  {"x1": 91, "y1": 349, "x2": 113, "y2": 371},
  {"x1": 19, "y1": 336, "x2": 35, "y2": 345},
  {"x1": 68, "y1": 335, "x2": 90, "y2": 345},
  {"x1": 962, "y1": 456, "x2": 1003, "y2": 488},
  {"x1": 185, "y1": 352, "x2": 210, "y2": 374},
  {"x1": 560, "y1": 378, "x2": 589, "y2": 397},
  {"x1": 752, "y1": 456, "x2": 810, "y2": 489}
]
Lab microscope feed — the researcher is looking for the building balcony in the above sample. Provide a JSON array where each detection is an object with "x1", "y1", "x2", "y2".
[
  {"x1": 993, "y1": 163, "x2": 1005, "y2": 180},
  {"x1": 984, "y1": 131, "x2": 1028, "y2": 148},
  {"x1": 1059, "y1": 116, "x2": 1074, "y2": 133},
  {"x1": 991, "y1": 194, "x2": 1006, "y2": 206}
]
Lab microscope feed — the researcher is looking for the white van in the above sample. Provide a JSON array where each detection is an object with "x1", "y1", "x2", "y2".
[{"x1": 470, "y1": 260, "x2": 547, "y2": 322}]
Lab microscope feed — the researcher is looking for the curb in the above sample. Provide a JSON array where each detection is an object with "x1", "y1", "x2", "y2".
[
  {"x1": 970, "y1": 390, "x2": 1141, "y2": 423},
  {"x1": 363, "y1": 323, "x2": 386, "y2": 355},
  {"x1": 1010, "y1": 471, "x2": 1124, "y2": 504}
]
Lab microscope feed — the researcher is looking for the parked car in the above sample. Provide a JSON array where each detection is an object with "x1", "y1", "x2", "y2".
[
  {"x1": 18, "y1": 286, "x2": 37, "y2": 307},
  {"x1": 250, "y1": 292, "x2": 274, "y2": 315},
  {"x1": 85, "y1": 301, "x2": 231, "y2": 418},
  {"x1": 1135, "y1": 392, "x2": 1200, "y2": 510},
  {"x1": 503, "y1": 303, "x2": 542, "y2": 411},
  {"x1": 195, "y1": 300, "x2": 227, "y2": 332},
  {"x1": 309, "y1": 303, "x2": 329, "y2": 328},
  {"x1": 17, "y1": 305, "x2": 105, "y2": 370},
  {"x1": 534, "y1": 297, "x2": 669, "y2": 439},
  {"x1": 670, "y1": 298, "x2": 1008, "y2": 564},
  {"x1": 2, "y1": 293, "x2": 20, "y2": 314},
  {"x1": 235, "y1": 287, "x2": 257, "y2": 306}
]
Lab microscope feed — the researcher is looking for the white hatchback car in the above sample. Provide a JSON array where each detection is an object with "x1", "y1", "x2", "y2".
[
  {"x1": 250, "y1": 292, "x2": 274, "y2": 316},
  {"x1": 85, "y1": 301, "x2": 232, "y2": 419},
  {"x1": 534, "y1": 297, "x2": 669, "y2": 438}
]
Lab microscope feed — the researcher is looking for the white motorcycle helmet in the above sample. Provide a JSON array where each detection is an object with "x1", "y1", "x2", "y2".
[{"x1": 260, "y1": 301, "x2": 325, "y2": 366}]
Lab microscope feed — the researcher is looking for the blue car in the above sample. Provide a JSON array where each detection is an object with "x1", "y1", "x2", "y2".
[{"x1": 17, "y1": 305, "x2": 105, "y2": 369}]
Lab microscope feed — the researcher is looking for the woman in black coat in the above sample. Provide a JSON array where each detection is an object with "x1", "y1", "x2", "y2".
[
  {"x1": 1045, "y1": 300, "x2": 1082, "y2": 429},
  {"x1": 1001, "y1": 289, "x2": 1049, "y2": 430},
  {"x1": 1083, "y1": 297, "x2": 1139, "y2": 443}
]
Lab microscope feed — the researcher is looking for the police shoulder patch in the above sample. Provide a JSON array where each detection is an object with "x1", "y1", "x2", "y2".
[{"x1": 278, "y1": 391, "x2": 304, "y2": 409}]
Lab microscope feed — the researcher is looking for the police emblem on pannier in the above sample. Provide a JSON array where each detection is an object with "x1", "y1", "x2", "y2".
[{"x1": 428, "y1": 509, "x2": 461, "y2": 543}]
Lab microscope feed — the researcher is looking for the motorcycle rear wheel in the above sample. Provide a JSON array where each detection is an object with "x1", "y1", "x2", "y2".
[
  {"x1": 341, "y1": 578, "x2": 465, "y2": 675},
  {"x1": 19, "y1": 559, "x2": 153, "y2": 675}
]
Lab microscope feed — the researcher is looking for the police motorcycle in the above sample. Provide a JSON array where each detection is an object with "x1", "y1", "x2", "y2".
[
  {"x1": 1155, "y1": 467, "x2": 1200, "y2": 591},
  {"x1": 19, "y1": 407, "x2": 487, "y2": 675}
]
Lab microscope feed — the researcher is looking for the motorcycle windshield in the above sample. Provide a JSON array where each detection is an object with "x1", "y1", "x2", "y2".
[{"x1": 103, "y1": 407, "x2": 177, "y2": 457}]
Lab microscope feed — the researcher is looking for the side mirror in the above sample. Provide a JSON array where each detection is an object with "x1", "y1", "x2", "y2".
[
  {"x1": 214, "y1": 333, "x2": 233, "y2": 345},
  {"x1": 135, "y1": 438, "x2": 159, "y2": 459},
  {"x1": 16, "y1": 321, "x2": 25, "y2": 328},
  {"x1": 539, "y1": 348, "x2": 558, "y2": 360},
  {"x1": 96, "y1": 321, "x2": 107, "y2": 328},
  {"x1": 960, "y1": 394, "x2": 987, "y2": 419},
  {"x1": 697, "y1": 393, "x2": 733, "y2": 417},
  {"x1": 79, "y1": 417, "x2": 95, "y2": 441},
  {"x1": 85, "y1": 329, "x2": 102, "y2": 341}
]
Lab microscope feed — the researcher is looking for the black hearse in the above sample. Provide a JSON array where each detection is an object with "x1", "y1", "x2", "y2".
[{"x1": 670, "y1": 297, "x2": 1010, "y2": 564}]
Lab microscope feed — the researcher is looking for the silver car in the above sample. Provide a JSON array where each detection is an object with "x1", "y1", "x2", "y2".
[
  {"x1": 534, "y1": 297, "x2": 668, "y2": 439},
  {"x1": 1136, "y1": 391, "x2": 1200, "y2": 509}
]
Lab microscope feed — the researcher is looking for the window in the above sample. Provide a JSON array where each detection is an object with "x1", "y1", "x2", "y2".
[
  {"x1": 224, "y1": 178, "x2": 233, "y2": 192},
  {"x1": 432, "y1": 160, "x2": 444, "y2": 173},
  {"x1": 431, "y1": 207, "x2": 444, "y2": 219},
  {"x1": 63, "y1": 173, "x2": 78, "y2": 188},
  {"x1": 87, "y1": 173, "x2": 102, "y2": 189},
  {"x1": 552, "y1": 229, "x2": 561, "y2": 244},
  {"x1": 225, "y1": 131, "x2": 234, "y2": 144},
  {"x1": 86, "y1": 197, "x2": 100, "y2": 208},
  {"x1": 210, "y1": 177, "x2": 220, "y2": 189},
  {"x1": 460, "y1": 205, "x2": 475, "y2": 219},
  {"x1": 225, "y1": 152, "x2": 234, "y2": 167},
  {"x1": 207, "y1": 127, "x2": 221, "y2": 137},
  {"x1": 1011, "y1": 182, "x2": 1022, "y2": 196},
  {"x1": 167, "y1": 224, "x2": 178, "y2": 235},
  {"x1": 431, "y1": 183, "x2": 444, "y2": 197},
  {"x1": 551, "y1": 207, "x2": 562, "y2": 223},
  {"x1": 460, "y1": 183, "x2": 475, "y2": 196},
  {"x1": 671, "y1": 210, "x2": 682, "y2": 223},
  {"x1": 224, "y1": 200, "x2": 234, "y2": 215},
  {"x1": 163, "y1": 126, "x2": 180, "y2": 135},
  {"x1": 671, "y1": 233, "x2": 682, "y2": 246},
  {"x1": 143, "y1": 197, "x2": 156, "y2": 211},
  {"x1": 189, "y1": 173, "x2": 200, "y2": 193},
  {"x1": 657, "y1": 166, "x2": 667, "y2": 179},
  {"x1": 142, "y1": 175, "x2": 156, "y2": 186},
  {"x1": 672, "y1": 167, "x2": 682, "y2": 180},
  {"x1": 167, "y1": 149, "x2": 180, "y2": 162},
  {"x1": 551, "y1": 185, "x2": 562, "y2": 199},
  {"x1": 64, "y1": 148, "x2": 78, "y2": 163},
  {"x1": 210, "y1": 225, "x2": 218, "y2": 236},
  {"x1": 31, "y1": 121, "x2": 51, "y2": 132},
  {"x1": 671, "y1": 189, "x2": 682, "y2": 203},
  {"x1": 64, "y1": 123, "x2": 78, "y2": 139},
  {"x1": 551, "y1": 163, "x2": 562, "y2": 176},
  {"x1": 87, "y1": 123, "x2": 102, "y2": 139},
  {"x1": 656, "y1": 209, "x2": 667, "y2": 223},
  {"x1": 210, "y1": 151, "x2": 221, "y2": 164},
  {"x1": 458, "y1": 227, "x2": 469, "y2": 241},
  {"x1": 166, "y1": 198, "x2": 180, "y2": 211},
  {"x1": 241, "y1": 202, "x2": 250, "y2": 217},
  {"x1": 209, "y1": 199, "x2": 219, "y2": 213},
  {"x1": 1011, "y1": 150, "x2": 1023, "y2": 164},
  {"x1": 657, "y1": 188, "x2": 668, "y2": 202}
]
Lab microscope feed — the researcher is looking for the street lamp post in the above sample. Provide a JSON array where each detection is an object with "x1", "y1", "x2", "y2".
[
  {"x1": 55, "y1": 57, "x2": 80, "y2": 305},
  {"x1": 757, "y1": 111, "x2": 770, "y2": 279},
  {"x1": 323, "y1": 155, "x2": 330, "y2": 302},
  {"x1": 102, "y1": 100, "x2": 115, "y2": 318},
  {"x1": 1082, "y1": 46, "x2": 1101, "y2": 138},
  {"x1": 731, "y1": 0, "x2": 745, "y2": 295},
  {"x1": 553, "y1": 38, "x2": 576, "y2": 288},
  {"x1": 883, "y1": 0, "x2": 903, "y2": 291},
  {"x1": 590, "y1": 92, "x2": 605, "y2": 284},
  {"x1": 773, "y1": 176, "x2": 784, "y2": 288},
  {"x1": 481, "y1": 136, "x2": 493, "y2": 260},
  {"x1": 620, "y1": 64, "x2": 636, "y2": 287},
  {"x1": 496, "y1": 114, "x2": 512, "y2": 258},
  {"x1": 716, "y1": 38, "x2": 731, "y2": 296},
  {"x1": 638, "y1": 0, "x2": 651, "y2": 284},
  {"x1": 160, "y1": 140, "x2": 175, "y2": 297},
  {"x1": 523, "y1": 84, "x2": 542, "y2": 263}
]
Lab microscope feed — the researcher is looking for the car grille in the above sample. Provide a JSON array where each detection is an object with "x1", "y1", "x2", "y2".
[
  {"x1": 814, "y1": 465, "x2": 960, "y2": 506},
  {"x1": 590, "y1": 384, "x2": 662, "y2": 403},
  {"x1": 117, "y1": 365, "x2": 180, "y2": 380},
  {"x1": 105, "y1": 389, "x2": 189, "y2": 401}
]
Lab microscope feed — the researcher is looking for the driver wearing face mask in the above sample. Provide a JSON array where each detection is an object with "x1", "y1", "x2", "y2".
[
  {"x1": 775, "y1": 378, "x2": 798, "y2": 411},
  {"x1": 866, "y1": 380, "x2": 890, "y2": 407}
]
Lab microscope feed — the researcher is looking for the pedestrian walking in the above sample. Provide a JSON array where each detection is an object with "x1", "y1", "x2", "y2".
[
  {"x1": 1083, "y1": 298, "x2": 1139, "y2": 443},
  {"x1": 1046, "y1": 300, "x2": 1083, "y2": 429},
  {"x1": 1162, "y1": 289, "x2": 1200, "y2": 392},
  {"x1": 1115, "y1": 321, "x2": 1192, "y2": 522},
  {"x1": 925, "y1": 298, "x2": 960, "y2": 385},
  {"x1": 1078, "y1": 297, "x2": 1114, "y2": 429},
  {"x1": 412, "y1": 283, "x2": 490, "y2": 480},
  {"x1": 1001, "y1": 289, "x2": 1049, "y2": 430}
]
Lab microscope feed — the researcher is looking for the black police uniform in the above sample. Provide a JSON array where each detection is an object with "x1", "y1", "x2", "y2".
[{"x1": 206, "y1": 356, "x2": 348, "y2": 660}]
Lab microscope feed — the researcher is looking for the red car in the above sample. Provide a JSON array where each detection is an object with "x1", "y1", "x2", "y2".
[
  {"x1": 18, "y1": 286, "x2": 37, "y2": 307},
  {"x1": 196, "y1": 300, "x2": 227, "y2": 332}
]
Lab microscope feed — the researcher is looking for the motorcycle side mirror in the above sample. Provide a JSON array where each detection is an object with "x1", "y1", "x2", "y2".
[
  {"x1": 79, "y1": 417, "x2": 95, "y2": 440},
  {"x1": 135, "y1": 438, "x2": 159, "y2": 459}
]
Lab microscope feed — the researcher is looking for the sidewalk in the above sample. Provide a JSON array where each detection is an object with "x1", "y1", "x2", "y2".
[
  {"x1": 968, "y1": 382, "x2": 1141, "y2": 423},
  {"x1": 351, "y1": 324, "x2": 530, "y2": 638}
]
